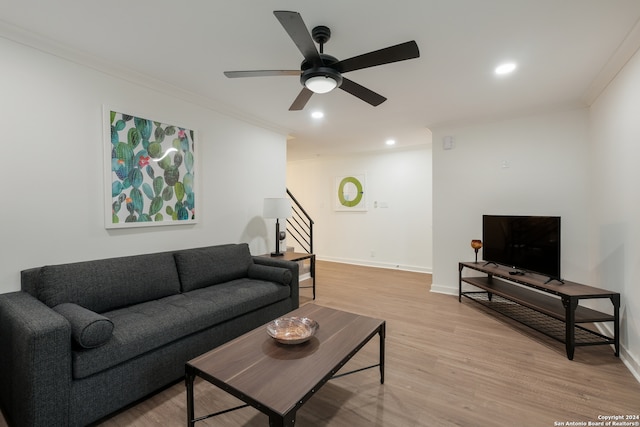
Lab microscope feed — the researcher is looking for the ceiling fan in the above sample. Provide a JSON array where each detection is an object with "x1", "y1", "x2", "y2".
[{"x1": 224, "y1": 11, "x2": 420, "y2": 111}]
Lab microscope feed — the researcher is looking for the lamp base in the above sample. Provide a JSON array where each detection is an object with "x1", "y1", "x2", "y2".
[{"x1": 271, "y1": 219, "x2": 285, "y2": 257}]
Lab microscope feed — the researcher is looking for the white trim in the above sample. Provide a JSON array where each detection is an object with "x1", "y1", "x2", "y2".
[
  {"x1": 594, "y1": 324, "x2": 640, "y2": 384},
  {"x1": 317, "y1": 255, "x2": 431, "y2": 274},
  {"x1": 583, "y1": 17, "x2": 640, "y2": 105},
  {"x1": 430, "y1": 283, "x2": 458, "y2": 295},
  {"x1": 0, "y1": 19, "x2": 289, "y2": 136}
]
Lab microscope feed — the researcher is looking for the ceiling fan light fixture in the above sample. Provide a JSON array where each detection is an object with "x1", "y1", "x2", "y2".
[
  {"x1": 301, "y1": 67, "x2": 343, "y2": 94},
  {"x1": 305, "y1": 76, "x2": 338, "y2": 93}
]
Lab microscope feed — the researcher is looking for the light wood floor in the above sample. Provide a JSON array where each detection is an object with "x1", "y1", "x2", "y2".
[{"x1": 3, "y1": 261, "x2": 639, "y2": 426}]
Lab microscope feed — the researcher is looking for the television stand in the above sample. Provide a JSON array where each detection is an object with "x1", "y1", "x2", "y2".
[
  {"x1": 459, "y1": 262, "x2": 620, "y2": 360},
  {"x1": 507, "y1": 270, "x2": 565, "y2": 284}
]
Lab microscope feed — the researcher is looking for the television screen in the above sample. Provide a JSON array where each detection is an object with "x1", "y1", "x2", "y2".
[{"x1": 482, "y1": 215, "x2": 561, "y2": 280}]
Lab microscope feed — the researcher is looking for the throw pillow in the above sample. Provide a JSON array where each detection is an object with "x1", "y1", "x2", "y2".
[
  {"x1": 53, "y1": 303, "x2": 114, "y2": 348},
  {"x1": 247, "y1": 263, "x2": 292, "y2": 286}
]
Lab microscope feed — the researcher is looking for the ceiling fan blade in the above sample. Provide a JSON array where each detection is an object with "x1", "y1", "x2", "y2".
[
  {"x1": 274, "y1": 11, "x2": 322, "y2": 65},
  {"x1": 289, "y1": 88, "x2": 314, "y2": 111},
  {"x1": 224, "y1": 70, "x2": 300, "y2": 78},
  {"x1": 335, "y1": 40, "x2": 420, "y2": 74},
  {"x1": 339, "y1": 78, "x2": 387, "y2": 107}
]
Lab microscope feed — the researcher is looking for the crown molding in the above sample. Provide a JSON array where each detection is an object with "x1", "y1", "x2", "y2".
[
  {"x1": 583, "y1": 17, "x2": 640, "y2": 105},
  {"x1": 0, "y1": 19, "x2": 290, "y2": 136}
]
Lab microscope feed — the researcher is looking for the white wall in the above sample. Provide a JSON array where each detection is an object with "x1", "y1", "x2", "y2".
[
  {"x1": 0, "y1": 37, "x2": 287, "y2": 293},
  {"x1": 431, "y1": 105, "x2": 640, "y2": 379},
  {"x1": 590, "y1": 48, "x2": 640, "y2": 379},
  {"x1": 430, "y1": 108, "x2": 590, "y2": 293},
  {"x1": 286, "y1": 146, "x2": 432, "y2": 272}
]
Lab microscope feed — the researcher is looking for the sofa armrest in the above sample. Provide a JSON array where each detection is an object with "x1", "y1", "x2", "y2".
[
  {"x1": 0, "y1": 291, "x2": 72, "y2": 427},
  {"x1": 252, "y1": 257, "x2": 299, "y2": 308}
]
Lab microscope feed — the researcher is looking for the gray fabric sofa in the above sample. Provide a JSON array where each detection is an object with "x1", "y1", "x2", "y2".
[{"x1": 0, "y1": 243, "x2": 299, "y2": 427}]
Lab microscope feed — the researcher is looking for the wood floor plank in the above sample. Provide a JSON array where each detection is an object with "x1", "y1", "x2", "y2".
[{"x1": 3, "y1": 261, "x2": 637, "y2": 427}]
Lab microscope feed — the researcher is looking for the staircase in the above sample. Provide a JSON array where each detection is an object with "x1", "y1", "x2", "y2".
[{"x1": 285, "y1": 189, "x2": 314, "y2": 287}]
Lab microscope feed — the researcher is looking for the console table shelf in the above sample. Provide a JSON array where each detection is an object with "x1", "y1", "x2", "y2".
[{"x1": 459, "y1": 262, "x2": 620, "y2": 360}]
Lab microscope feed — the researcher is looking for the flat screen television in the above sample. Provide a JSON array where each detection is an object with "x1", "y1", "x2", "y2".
[{"x1": 482, "y1": 215, "x2": 561, "y2": 281}]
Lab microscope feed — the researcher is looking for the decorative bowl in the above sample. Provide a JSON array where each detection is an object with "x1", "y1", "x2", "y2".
[{"x1": 267, "y1": 317, "x2": 319, "y2": 345}]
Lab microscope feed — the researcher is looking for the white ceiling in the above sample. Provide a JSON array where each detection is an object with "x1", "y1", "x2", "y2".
[{"x1": 1, "y1": 0, "x2": 640, "y2": 161}]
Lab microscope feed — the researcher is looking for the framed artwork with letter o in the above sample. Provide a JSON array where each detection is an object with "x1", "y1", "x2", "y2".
[
  {"x1": 104, "y1": 107, "x2": 197, "y2": 228},
  {"x1": 334, "y1": 174, "x2": 367, "y2": 211}
]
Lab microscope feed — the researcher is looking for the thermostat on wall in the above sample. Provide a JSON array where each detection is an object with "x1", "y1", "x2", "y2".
[{"x1": 443, "y1": 136, "x2": 455, "y2": 150}]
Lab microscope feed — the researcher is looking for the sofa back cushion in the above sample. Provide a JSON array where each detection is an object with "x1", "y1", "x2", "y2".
[
  {"x1": 174, "y1": 244, "x2": 253, "y2": 292},
  {"x1": 36, "y1": 252, "x2": 181, "y2": 313}
]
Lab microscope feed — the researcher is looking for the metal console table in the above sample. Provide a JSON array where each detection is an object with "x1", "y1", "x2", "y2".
[{"x1": 459, "y1": 261, "x2": 619, "y2": 360}]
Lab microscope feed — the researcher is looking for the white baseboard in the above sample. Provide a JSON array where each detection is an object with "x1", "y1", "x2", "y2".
[
  {"x1": 299, "y1": 272, "x2": 311, "y2": 281},
  {"x1": 595, "y1": 323, "x2": 640, "y2": 383},
  {"x1": 621, "y1": 350, "x2": 640, "y2": 384},
  {"x1": 317, "y1": 256, "x2": 432, "y2": 274},
  {"x1": 430, "y1": 283, "x2": 458, "y2": 295}
]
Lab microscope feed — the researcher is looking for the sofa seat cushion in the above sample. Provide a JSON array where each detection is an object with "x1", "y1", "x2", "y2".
[{"x1": 71, "y1": 279, "x2": 291, "y2": 379}]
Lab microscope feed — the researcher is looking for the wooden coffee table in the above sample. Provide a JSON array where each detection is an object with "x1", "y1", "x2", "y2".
[{"x1": 185, "y1": 304, "x2": 385, "y2": 426}]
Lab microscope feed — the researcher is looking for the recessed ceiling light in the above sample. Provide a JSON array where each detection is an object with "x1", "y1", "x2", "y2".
[
  {"x1": 495, "y1": 62, "x2": 517, "y2": 75},
  {"x1": 386, "y1": 139, "x2": 396, "y2": 146},
  {"x1": 311, "y1": 111, "x2": 324, "y2": 119}
]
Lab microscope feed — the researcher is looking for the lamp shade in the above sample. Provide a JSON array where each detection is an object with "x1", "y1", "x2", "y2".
[{"x1": 263, "y1": 198, "x2": 292, "y2": 219}]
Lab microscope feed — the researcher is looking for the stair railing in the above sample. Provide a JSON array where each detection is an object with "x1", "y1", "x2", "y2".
[{"x1": 286, "y1": 188, "x2": 314, "y2": 254}]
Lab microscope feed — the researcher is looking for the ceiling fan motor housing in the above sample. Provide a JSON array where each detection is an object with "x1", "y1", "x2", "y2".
[{"x1": 300, "y1": 54, "x2": 343, "y2": 89}]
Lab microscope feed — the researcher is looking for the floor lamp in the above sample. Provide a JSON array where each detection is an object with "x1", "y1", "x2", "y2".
[{"x1": 263, "y1": 198, "x2": 292, "y2": 256}]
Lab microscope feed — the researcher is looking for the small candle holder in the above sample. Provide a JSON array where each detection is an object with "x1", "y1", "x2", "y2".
[{"x1": 471, "y1": 240, "x2": 482, "y2": 263}]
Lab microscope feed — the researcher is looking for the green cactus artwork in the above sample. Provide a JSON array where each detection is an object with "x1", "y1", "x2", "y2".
[{"x1": 108, "y1": 110, "x2": 196, "y2": 227}]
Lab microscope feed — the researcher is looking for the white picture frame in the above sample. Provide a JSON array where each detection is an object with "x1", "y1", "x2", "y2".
[{"x1": 334, "y1": 174, "x2": 367, "y2": 211}]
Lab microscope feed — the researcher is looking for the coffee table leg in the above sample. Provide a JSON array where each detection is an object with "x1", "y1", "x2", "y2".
[
  {"x1": 379, "y1": 322, "x2": 386, "y2": 384},
  {"x1": 269, "y1": 412, "x2": 296, "y2": 426},
  {"x1": 185, "y1": 368, "x2": 195, "y2": 427}
]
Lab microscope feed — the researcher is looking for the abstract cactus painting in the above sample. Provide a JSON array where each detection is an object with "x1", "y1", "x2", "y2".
[{"x1": 106, "y1": 110, "x2": 196, "y2": 228}]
